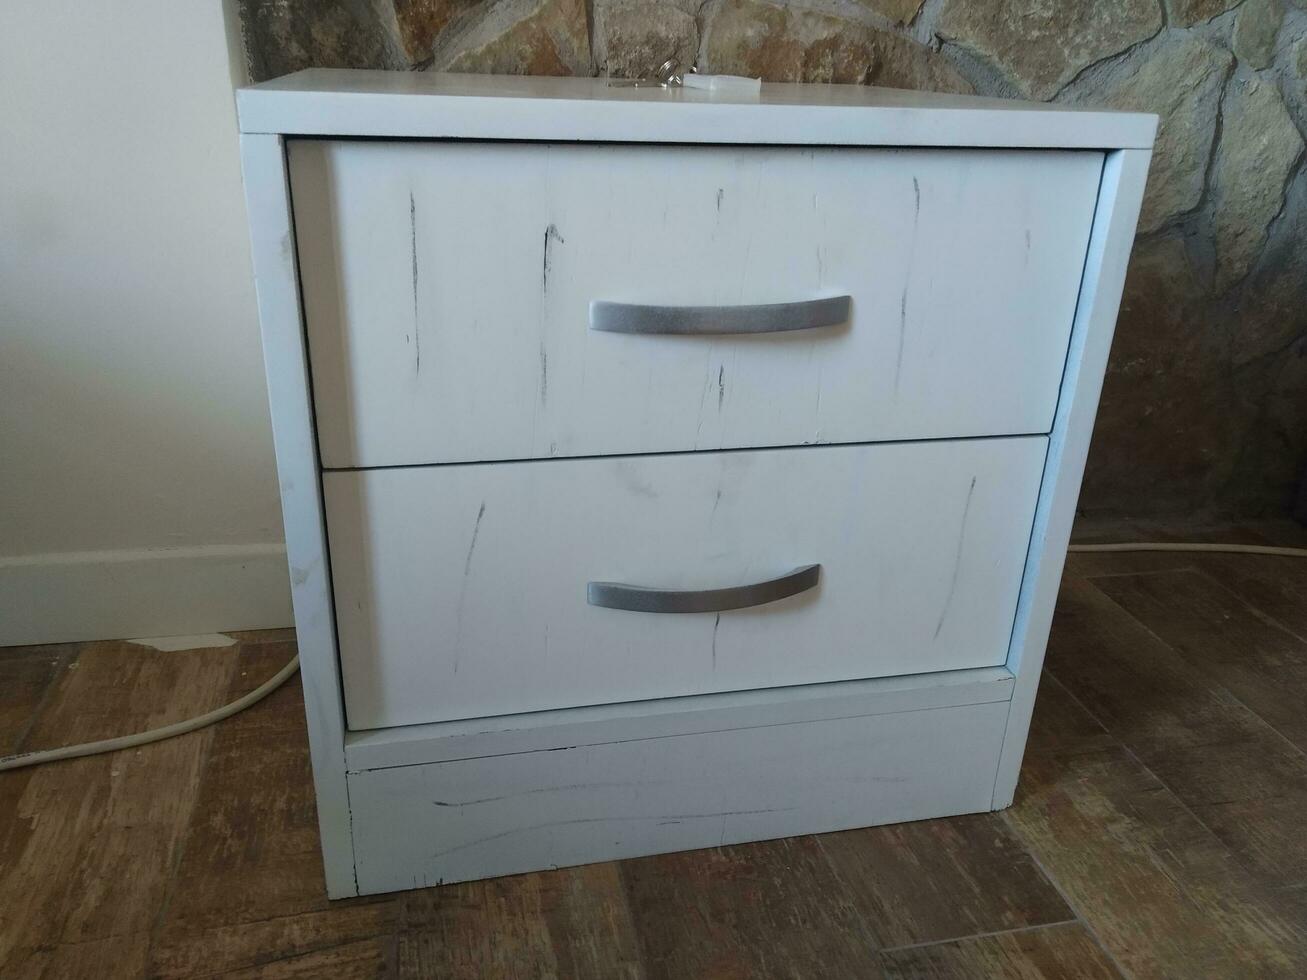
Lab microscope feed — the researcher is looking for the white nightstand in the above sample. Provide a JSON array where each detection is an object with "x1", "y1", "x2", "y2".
[{"x1": 238, "y1": 70, "x2": 1155, "y2": 897}]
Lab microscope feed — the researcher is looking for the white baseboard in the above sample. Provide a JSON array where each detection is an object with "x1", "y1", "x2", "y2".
[{"x1": 0, "y1": 543, "x2": 294, "y2": 647}]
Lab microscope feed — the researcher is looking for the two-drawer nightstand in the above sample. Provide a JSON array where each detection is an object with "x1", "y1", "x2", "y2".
[{"x1": 238, "y1": 71, "x2": 1155, "y2": 897}]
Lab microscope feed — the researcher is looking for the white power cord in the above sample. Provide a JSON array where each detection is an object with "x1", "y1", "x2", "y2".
[
  {"x1": 2, "y1": 539, "x2": 1305, "y2": 773},
  {"x1": 1067, "y1": 542, "x2": 1307, "y2": 558},
  {"x1": 0, "y1": 654, "x2": 300, "y2": 772}
]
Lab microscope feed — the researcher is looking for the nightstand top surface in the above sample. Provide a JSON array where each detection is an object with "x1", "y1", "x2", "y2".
[{"x1": 238, "y1": 70, "x2": 1157, "y2": 150}]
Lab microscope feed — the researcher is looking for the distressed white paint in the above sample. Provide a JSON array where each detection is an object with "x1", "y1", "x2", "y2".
[
  {"x1": 991, "y1": 148, "x2": 1153, "y2": 807},
  {"x1": 349, "y1": 699, "x2": 1010, "y2": 893},
  {"x1": 292, "y1": 141, "x2": 1101, "y2": 468},
  {"x1": 239, "y1": 134, "x2": 357, "y2": 897},
  {"x1": 326, "y1": 437, "x2": 1046, "y2": 729},
  {"x1": 238, "y1": 70, "x2": 1157, "y2": 150},
  {"x1": 344, "y1": 665, "x2": 1015, "y2": 771},
  {"x1": 237, "y1": 73, "x2": 1154, "y2": 896}
]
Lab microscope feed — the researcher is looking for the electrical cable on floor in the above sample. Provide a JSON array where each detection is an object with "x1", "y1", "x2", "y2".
[
  {"x1": 1067, "y1": 542, "x2": 1307, "y2": 558},
  {"x1": 2, "y1": 540, "x2": 1305, "y2": 773},
  {"x1": 0, "y1": 654, "x2": 300, "y2": 772}
]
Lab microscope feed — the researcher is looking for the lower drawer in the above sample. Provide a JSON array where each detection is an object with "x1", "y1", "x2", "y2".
[
  {"x1": 348, "y1": 697, "x2": 1010, "y2": 893},
  {"x1": 324, "y1": 437, "x2": 1046, "y2": 730}
]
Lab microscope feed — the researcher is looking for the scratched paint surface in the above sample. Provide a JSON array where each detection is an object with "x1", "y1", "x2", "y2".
[
  {"x1": 348, "y1": 699, "x2": 1009, "y2": 890},
  {"x1": 323, "y1": 436, "x2": 1046, "y2": 729},
  {"x1": 288, "y1": 140, "x2": 1101, "y2": 469}
]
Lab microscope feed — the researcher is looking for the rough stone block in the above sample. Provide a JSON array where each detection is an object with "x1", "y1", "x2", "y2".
[
  {"x1": 699, "y1": 0, "x2": 972, "y2": 91},
  {"x1": 1081, "y1": 238, "x2": 1241, "y2": 515},
  {"x1": 1211, "y1": 77, "x2": 1305, "y2": 291},
  {"x1": 428, "y1": 0, "x2": 592, "y2": 75},
  {"x1": 936, "y1": 0, "x2": 1161, "y2": 100},
  {"x1": 372, "y1": 0, "x2": 489, "y2": 66},
  {"x1": 1165, "y1": 0, "x2": 1241, "y2": 27},
  {"x1": 1066, "y1": 36, "x2": 1230, "y2": 233},
  {"x1": 854, "y1": 0, "x2": 927, "y2": 25},
  {"x1": 1232, "y1": 0, "x2": 1284, "y2": 69},
  {"x1": 593, "y1": 0, "x2": 699, "y2": 78},
  {"x1": 238, "y1": 0, "x2": 407, "y2": 81}
]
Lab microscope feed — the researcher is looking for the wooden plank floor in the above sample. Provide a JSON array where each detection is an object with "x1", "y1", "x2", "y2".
[{"x1": 3, "y1": 522, "x2": 1307, "y2": 978}]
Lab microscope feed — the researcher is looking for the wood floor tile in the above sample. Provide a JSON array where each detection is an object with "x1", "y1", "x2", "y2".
[
  {"x1": 0, "y1": 647, "x2": 73, "y2": 926},
  {"x1": 1006, "y1": 689, "x2": 1307, "y2": 979},
  {"x1": 398, "y1": 877, "x2": 556, "y2": 980},
  {"x1": 0, "y1": 642, "x2": 237, "y2": 977},
  {"x1": 621, "y1": 835, "x2": 881, "y2": 980},
  {"x1": 532, "y1": 863, "x2": 643, "y2": 980},
  {"x1": 24, "y1": 931, "x2": 151, "y2": 980},
  {"x1": 398, "y1": 861, "x2": 641, "y2": 980},
  {"x1": 0, "y1": 645, "x2": 69, "y2": 752},
  {"x1": 817, "y1": 814, "x2": 1071, "y2": 949},
  {"x1": 1045, "y1": 577, "x2": 1307, "y2": 887},
  {"x1": 1091, "y1": 567, "x2": 1307, "y2": 751},
  {"x1": 1186, "y1": 525, "x2": 1307, "y2": 641},
  {"x1": 201, "y1": 936, "x2": 394, "y2": 979},
  {"x1": 151, "y1": 913, "x2": 398, "y2": 980},
  {"x1": 148, "y1": 641, "x2": 396, "y2": 978},
  {"x1": 879, "y1": 922, "x2": 1123, "y2": 979},
  {"x1": 1206, "y1": 556, "x2": 1307, "y2": 641},
  {"x1": 1022, "y1": 672, "x2": 1118, "y2": 761}
]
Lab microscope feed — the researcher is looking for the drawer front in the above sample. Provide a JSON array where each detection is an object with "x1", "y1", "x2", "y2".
[
  {"x1": 325, "y1": 437, "x2": 1047, "y2": 730},
  {"x1": 349, "y1": 699, "x2": 1009, "y2": 892},
  {"x1": 292, "y1": 141, "x2": 1101, "y2": 468}
]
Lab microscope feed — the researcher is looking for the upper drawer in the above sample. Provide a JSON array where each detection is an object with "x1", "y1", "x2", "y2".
[{"x1": 290, "y1": 141, "x2": 1102, "y2": 468}]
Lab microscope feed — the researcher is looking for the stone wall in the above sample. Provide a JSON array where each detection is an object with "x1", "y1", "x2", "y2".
[{"x1": 239, "y1": 0, "x2": 1307, "y2": 519}]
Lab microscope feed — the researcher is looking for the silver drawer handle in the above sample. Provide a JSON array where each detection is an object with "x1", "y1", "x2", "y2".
[
  {"x1": 589, "y1": 297, "x2": 851, "y2": 335},
  {"x1": 588, "y1": 564, "x2": 820, "y2": 614}
]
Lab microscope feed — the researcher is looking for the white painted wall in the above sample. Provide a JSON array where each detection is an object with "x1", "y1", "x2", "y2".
[{"x1": 0, "y1": 1, "x2": 292, "y2": 644}]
